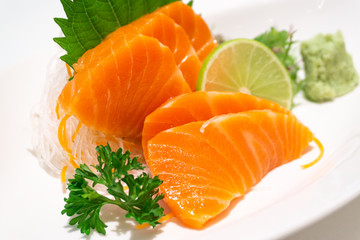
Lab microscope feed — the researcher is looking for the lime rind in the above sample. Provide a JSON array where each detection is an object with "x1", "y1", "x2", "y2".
[{"x1": 197, "y1": 39, "x2": 293, "y2": 109}]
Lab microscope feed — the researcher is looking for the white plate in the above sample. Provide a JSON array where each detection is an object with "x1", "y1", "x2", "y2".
[{"x1": 1, "y1": 0, "x2": 360, "y2": 239}]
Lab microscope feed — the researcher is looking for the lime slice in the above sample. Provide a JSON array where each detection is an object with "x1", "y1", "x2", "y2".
[{"x1": 197, "y1": 39, "x2": 292, "y2": 109}]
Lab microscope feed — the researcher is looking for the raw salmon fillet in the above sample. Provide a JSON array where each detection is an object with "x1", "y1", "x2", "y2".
[
  {"x1": 158, "y1": 1, "x2": 218, "y2": 61},
  {"x1": 146, "y1": 110, "x2": 314, "y2": 228},
  {"x1": 58, "y1": 34, "x2": 191, "y2": 144},
  {"x1": 142, "y1": 91, "x2": 291, "y2": 157},
  {"x1": 74, "y1": 11, "x2": 201, "y2": 90},
  {"x1": 58, "y1": 2, "x2": 218, "y2": 144}
]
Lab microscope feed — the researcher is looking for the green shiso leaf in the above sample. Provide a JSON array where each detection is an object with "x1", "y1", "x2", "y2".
[{"x1": 54, "y1": 0, "x2": 180, "y2": 67}]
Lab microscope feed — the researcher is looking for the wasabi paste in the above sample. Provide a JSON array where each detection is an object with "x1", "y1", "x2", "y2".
[{"x1": 300, "y1": 31, "x2": 358, "y2": 102}]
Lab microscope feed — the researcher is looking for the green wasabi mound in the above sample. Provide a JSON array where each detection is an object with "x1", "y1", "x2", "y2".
[{"x1": 301, "y1": 31, "x2": 358, "y2": 102}]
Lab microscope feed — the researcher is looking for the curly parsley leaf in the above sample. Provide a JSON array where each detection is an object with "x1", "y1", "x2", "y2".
[
  {"x1": 54, "y1": 0, "x2": 180, "y2": 67},
  {"x1": 62, "y1": 143, "x2": 164, "y2": 235},
  {"x1": 255, "y1": 27, "x2": 302, "y2": 95}
]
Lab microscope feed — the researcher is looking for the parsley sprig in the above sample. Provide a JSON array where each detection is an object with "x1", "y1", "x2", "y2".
[{"x1": 61, "y1": 144, "x2": 164, "y2": 235}]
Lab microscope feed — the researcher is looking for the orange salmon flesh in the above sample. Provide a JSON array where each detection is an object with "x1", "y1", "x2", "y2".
[
  {"x1": 58, "y1": 1, "x2": 217, "y2": 144},
  {"x1": 146, "y1": 110, "x2": 314, "y2": 228},
  {"x1": 142, "y1": 91, "x2": 291, "y2": 158}
]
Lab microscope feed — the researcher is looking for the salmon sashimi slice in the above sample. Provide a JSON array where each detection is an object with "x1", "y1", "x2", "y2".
[
  {"x1": 158, "y1": 1, "x2": 218, "y2": 61},
  {"x1": 146, "y1": 110, "x2": 314, "y2": 229},
  {"x1": 129, "y1": 12, "x2": 201, "y2": 90},
  {"x1": 74, "y1": 12, "x2": 201, "y2": 90},
  {"x1": 142, "y1": 91, "x2": 291, "y2": 158},
  {"x1": 58, "y1": 34, "x2": 191, "y2": 144}
]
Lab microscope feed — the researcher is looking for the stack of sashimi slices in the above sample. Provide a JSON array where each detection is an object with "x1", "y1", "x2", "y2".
[{"x1": 55, "y1": 1, "x2": 319, "y2": 229}]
